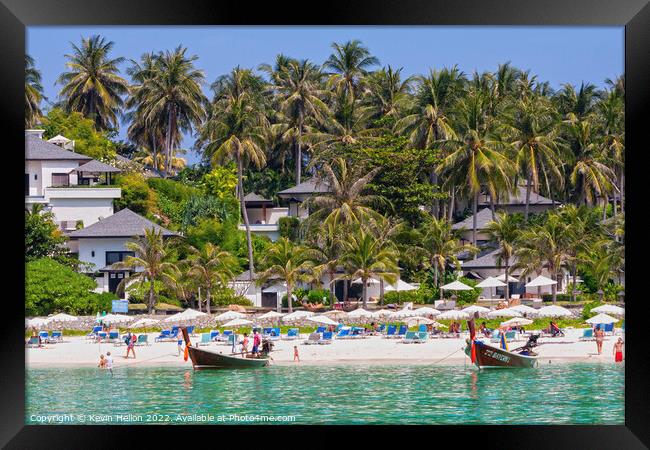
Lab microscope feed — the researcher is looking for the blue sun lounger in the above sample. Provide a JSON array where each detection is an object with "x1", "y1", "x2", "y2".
[
  {"x1": 38, "y1": 331, "x2": 49, "y2": 342},
  {"x1": 396, "y1": 325, "x2": 407, "y2": 338},
  {"x1": 580, "y1": 328, "x2": 594, "y2": 340},
  {"x1": 209, "y1": 330, "x2": 220, "y2": 341},
  {"x1": 197, "y1": 333, "x2": 211, "y2": 346},
  {"x1": 336, "y1": 327, "x2": 351, "y2": 339},
  {"x1": 49, "y1": 331, "x2": 63, "y2": 343},
  {"x1": 86, "y1": 326, "x2": 102, "y2": 341},
  {"x1": 155, "y1": 330, "x2": 171, "y2": 342},
  {"x1": 135, "y1": 334, "x2": 149, "y2": 346},
  {"x1": 383, "y1": 324, "x2": 397, "y2": 338},
  {"x1": 283, "y1": 328, "x2": 300, "y2": 340},
  {"x1": 400, "y1": 331, "x2": 418, "y2": 343},
  {"x1": 269, "y1": 328, "x2": 281, "y2": 340},
  {"x1": 316, "y1": 326, "x2": 326, "y2": 334},
  {"x1": 319, "y1": 331, "x2": 333, "y2": 344}
]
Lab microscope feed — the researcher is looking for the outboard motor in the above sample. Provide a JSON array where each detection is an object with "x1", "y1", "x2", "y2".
[{"x1": 261, "y1": 338, "x2": 274, "y2": 355}]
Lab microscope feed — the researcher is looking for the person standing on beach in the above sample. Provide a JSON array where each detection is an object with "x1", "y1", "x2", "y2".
[
  {"x1": 241, "y1": 333, "x2": 249, "y2": 356},
  {"x1": 177, "y1": 334, "x2": 184, "y2": 356},
  {"x1": 124, "y1": 333, "x2": 137, "y2": 359},
  {"x1": 594, "y1": 326, "x2": 605, "y2": 355},
  {"x1": 105, "y1": 351, "x2": 114, "y2": 376},
  {"x1": 98, "y1": 354, "x2": 106, "y2": 369},
  {"x1": 252, "y1": 330, "x2": 261, "y2": 357},
  {"x1": 293, "y1": 345, "x2": 300, "y2": 362},
  {"x1": 613, "y1": 337, "x2": 624, "y2": 362}
]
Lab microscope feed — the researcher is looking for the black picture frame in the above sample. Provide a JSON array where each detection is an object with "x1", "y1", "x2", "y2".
[{"x1": 1, "y1": 0, "x2": 648, "y2": 446}]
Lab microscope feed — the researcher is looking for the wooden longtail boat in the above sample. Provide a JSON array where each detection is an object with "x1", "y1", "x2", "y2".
[
  {"x1": 464, "y1": 319, "x2": 538, "y2": 369},
  {"x1": 180, "y1": 327, "x2": 269, "y2": 370}
]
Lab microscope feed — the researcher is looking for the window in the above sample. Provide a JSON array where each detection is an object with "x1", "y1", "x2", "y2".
[
  {"x1": 51, "y1": 173, "x2": 69, "y2": 187},
  {"x1": 105, "y1": 251, "x2": 135, "y2": 265}
]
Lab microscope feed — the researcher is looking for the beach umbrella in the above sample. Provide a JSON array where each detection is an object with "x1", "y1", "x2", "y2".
[
  {"x1": 413, "y1": 307, "x2": 441, "y2": 317},
  {"x1": 461, "y1": 305, "x2": 490, "y2": 317},
  {"x1": 389, "y1": 308, "x2": 419, "y2": 319},
  {"x1": 525, "y1": 275, "x2": 558, "y2": 287},
  {"x1": 282, "y1": 311, "x2": 314, "y2": 322},
  {"x1": 25, "y1": 317, "x2": 50, "y2": 328},
  {"x1": 475, "y1": 276, "x2": 507, "y2": 299},
  {"x1": 371, "y1": 309, "x2": 393, "y2": 318},
  {"x1": 214, "y1": 311, "x2": 246, "y2": 322},
  {"x1": 306, "y1": 315, "x2": 339, "y2": 326},
  {"x1": 101, "y1": 313, "x2": 133, "y2": 325},
  {"x1": 497, "y1": 274, "x2": 519, "y2": 282},
  {"x1": 164, "y1": 308, "x2": 208, "y2": 323},
  {"x1": 258, "y1": 311, "x2": 285, "y2": 320},
  {"x1": 324, "y1": 310, "x2": 348, "y2": 319},
  {"x1": 537, "y1": 305, "x2": 573, "y2": 318},
  {"x1": 406, "y1": 316, "x2": 435, "y2": 326},
  {"x1": 586, "y1": 313, "x2": 618, "y2": 325},
  {"x1": 348, "y1": 308, "x2": 373, "y2": 318},
  {"x1": 222, "y1": 318, "x2": 254, "y2": 327},
  {"x1": 509, "y1": 304, "x2": 539, "y2": 316},
  {"x1": 486, "y1": 308, "x2": 523, "y2": 318},
  {"x1": 384, "y1": 279, "x2": 417, "y2": 292},
  {"x1": 437, "y1": 310, "x2": 470, "y2": 320},
  {"x1": 440, "y1": 280, "x2": 473, "y2": 291},
  {"x1": 500, "y1": 317, "x2": 533, "y2": 327},
  {"x1": 48, "y1": 313, "x2": 78, "y2": 322},
  {"x1": 128, "y1": 318, "x2": 160, "y2": 329},
  {"x1": 591, "y1": 305, "x2": 625, "y2": 316}
]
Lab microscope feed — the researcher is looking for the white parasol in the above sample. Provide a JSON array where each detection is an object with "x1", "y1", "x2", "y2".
[
  {"x1": 462, "y1": 305, "x2": 491, "y2": 317},
  {"x1": 525, "y1": 275, "x2": 558, "y2": 287},
  {"x1": 537, "y1": 305, "x2": 573, "y2": 318},
  {"x1": 413, "y1": 307, "x2": 441, "y2": 317},
  {"x1": 440, "y1": 280, "x2": 473, "y2": 291},
  {"x1": 214, "y1": 311, "x2": 246, "y2": 322},
  {"x1": 47, "y1": 313, "x2": 78, "y2": 322},
  {"x1": 586, "y1": 313, "x2": 618, "y2": 325},
  {"x1": 164, "y1": 308, "x2": 208, "y2": 323},
  {"x1": 101, "y1": 313, "x2": 133, "y2": 325},
  {"x1": 437, "y1": 310, "x2": 470, "y2": 320},
  {"x1": 590, "y1": 305, "x2": 625, "y2": 316},
  {"x1": 500, "y1": 317, "x2": 533, "y2": 327},
  {"x1": 486, "y1": 308, "x2": 523, "y2": 319},
  {"x1": 222, "y1": 318, "x2": 255, "y2": 327},
  {"x1": 306, "y1": 315, "x2": 339, "y2": 326}
]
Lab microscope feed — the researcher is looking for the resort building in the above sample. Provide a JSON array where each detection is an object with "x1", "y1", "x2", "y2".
[
  {"x1": 477, "y1": 185, "x2": 558, "y2": 214},
  {"x1": 277, "y1": 178, "x2": 330, "y2": 219},
  {"x1": 67, "y1": 208, "x2": 179, "y2": 298},
  {"x1": 25, "y1": 129, "x2": 122, "y2": 231},
  {"x1": 451, "y1": 207, "x2": 495, "y2": 246},
  {"x1": 237, "y1": 193, "x2": 289, "y2": 241}
]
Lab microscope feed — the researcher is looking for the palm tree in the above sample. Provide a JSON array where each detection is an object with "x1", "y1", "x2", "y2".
[
  {"x1": 339, "y1": 227, "x2": 399, "y2": 308},
  {"x1": 485, "y1": 212, "x2": 521, "y2": 300},
  {"x1": 308, "y1": 217, "x2": 344, "y2": 308},
  {"x1": 323, "y1": 39, "x2": 379, "y2": 102},
  {"x1": 514, "y1": 214, "x2": 571, "y2": 303},
  {"x1": 259, "y1": 237, "x2": 314, "y2": 313},
  {"x1": 499, "y1": 94, "x2": 564, "y2": 220},
  {"x1": 418, "y1": 216, "x2": 477, "y2": 300},
  {"x1": 597, "y1": 90, "x2": 625, "y2": 214},
  {"x1": 554, "y1": 82, "x2": 601, "y2": 120},
  {"x1": 437, "y1": 90, "x2": 514, "y2": 248},
  {"x1": 136, "y1": 47, "x2": 207, "y2": 177},
  {"x1": 272, "y1": 59, "x2": 329, "y2": 184},
  {"x1": 363, "y1": 65, "x2": 413, "y2": 121},
  {"x1": 307, "y1": 157, "x2": 385, "y2": 226},
  {"x1": 186, "y1": 243, "x2": 237, "y2": 314},
  {"x1": 564, "y1": 118, "x2": 617, "y2": 210},
  {"x1": 25, "y1": 55, "x2": 44, "y2": 128},
  {"x1": 199, "y1": 67, "x2": 268, "y2": 280},
  {"x1": 57, "y1": 35, "x2": 129, "y2": 130},
  {"x1": 557, "y1": 205, "x2": 593, "y2": 301},
  {"x1": 115, "y1": 228, "x2": 180, "y2": 313}
]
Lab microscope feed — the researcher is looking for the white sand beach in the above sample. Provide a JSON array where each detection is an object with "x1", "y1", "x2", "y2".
[{"x1": 26, "y1": 328, "x2": 624, "y2": 368}]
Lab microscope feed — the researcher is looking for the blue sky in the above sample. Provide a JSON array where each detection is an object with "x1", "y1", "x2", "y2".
[{"x1": 27, "y1": 26, "x2": 624, "y2": 164}]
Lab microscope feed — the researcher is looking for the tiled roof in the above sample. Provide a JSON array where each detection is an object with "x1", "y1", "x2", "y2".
[
  {"x1": 68, "y1": 208, "x2": 179, "y2": 238},
  {"x1": 74, "y1": 160, "x2": 122, "y2": 173},
  {"x1": 277, "y1": 179, "x2": 330, "y2": 196},
  {"x1": 25, "y1": 135, "x2": 92, "y2": 161},
  {"x1": 461, "y1": 249, "x2": 519, "y2": 269},
  {"x1": 452, "y1": 208, "x2": 494, "y2": 231},
  {"x1": 243, "y1": 192, "x2": 272, "y2": 203},
  {"x1": 479, "y1": 185, "x2": 555, "y2": 206}
]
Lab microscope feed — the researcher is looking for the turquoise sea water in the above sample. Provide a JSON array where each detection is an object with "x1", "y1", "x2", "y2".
[{"x1": 26, "y1": 363, "x2": 623, "y2": 425}]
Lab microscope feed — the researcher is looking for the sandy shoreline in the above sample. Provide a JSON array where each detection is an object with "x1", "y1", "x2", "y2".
[{"x1": 26, "y1": 328, "x2": 624, "y2": 369}]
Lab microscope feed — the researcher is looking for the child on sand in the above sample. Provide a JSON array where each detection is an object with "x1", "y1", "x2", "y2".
[
  {"x1": 241, "y1": 333, "x2": 249, "y2": 355},
  {"x1": 613, "y1": 337, "x2": 624, "y2": 362},
  {"x1": 98, "y1": 354, "x2": 106, "y2": 369},
  {"x1": 105, "y1": 351, "x2": 114, "y2": 376},
  {"x1": 293, "y1": 345, "x2": 300, "y2": 362}
]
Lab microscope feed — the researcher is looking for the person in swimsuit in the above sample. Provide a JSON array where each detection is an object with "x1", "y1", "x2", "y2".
[
  {"x1": 241, "y1": 333, "x2": 249, "y2": 355},
  {"x1": 613, "y1": 337, "x2": 624, "y2": 362},
  {"x1": 125, "y1": 333, "x2": 137, "y2": 359},
  {"x1": 594, "y1": 325, "x2": 605, "y2": 354},
  {"x1": 98, "y1": 354, "x2": 106, "y2": 369},
  {"x1": 105, "y1": 351, "x2": 114, "y2": 376},
  {"x1": 293, "y1": 345, "x2": 300, "y2": 362}
]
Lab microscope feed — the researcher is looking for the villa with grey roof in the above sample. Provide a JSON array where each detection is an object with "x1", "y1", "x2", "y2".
[
  {"x1": 68, "y1": 208, "x2": 179, "y2": 297},
  {"x1": 25, "y1": 129, "x2": 122, "y2": 232}
]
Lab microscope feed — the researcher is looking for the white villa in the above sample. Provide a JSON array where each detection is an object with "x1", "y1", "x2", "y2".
[
  {"x1": 67, "y1": 208, "x2": 179, "y2": 298},
  {"x1": 238, "y1": 179, "x2": 331, "y2": 241},
  {"x1": 25, "y1": 129, "x2": 122, "y2": 231}
]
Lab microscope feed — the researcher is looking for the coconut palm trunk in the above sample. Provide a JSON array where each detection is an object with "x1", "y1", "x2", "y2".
[
  {"x1": 571, "y1": 265, "x2": 578, "y2": 303},
  {"x1": 286, "y1": 281, "x2": 294, "y2": 314},
  {"x1": 205, "y1": 287, "x2": 212, "y2": 315},
  {"x1": 148, "y1": 277, "x2": 156, "y2": 313},
  {"x1": 551, "y1": 273, "x2": 557, "y2": 304},
  {"x1": 165, "y1": 108, "x2": 173, "y2": 178},
  {"x1": 448, "y1": 189, "x2": 455, "y2": 221},
  {"x1": 362, "y1": 277, "x2": 368, "y2": 309},
  {"x1": 296, "y1": 117, "x2": 303, "y2": 185},
  {"x1": 504, "y1": 260, "x2": 510, "y2": 301},
  {"x1": 329, "y1": 270, "x2": 336, "y2": 309},
  {"x1": 237, "y1": 157, "x2": 255, "y2": 280},
  {"x1": 379, "y1": 278, "x2": 385, "y2": 306},
  {"x1": 620, "y1": 173, "x2": 624, "y2": 213},
  {"x1": 525, "y1": 173, "x2": 532, "y2": 221},
  {"x1": 472, "y1": 191, "x2": 479, "y2": 255}
]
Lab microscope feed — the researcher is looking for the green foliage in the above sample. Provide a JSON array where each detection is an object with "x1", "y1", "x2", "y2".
[
  {"x1": 542, "y1": 293, "x2": 583, "y2": 302},
  {"x1": 581, "y1": 301, "x2": 602, "y2": 320},
  {"x1": 126, "y1": 280, "x2": 173, "y2": 304},
  {"x1": 26, "y1": 258, "x2": 106, "y2": 315},
  {"x1": 147, "y1": 177, "x2": 200, "y2": 202},
  {"x1": 211, "y1": 288, "x2": 253, "y2": 306},
  {"x1": 278, "y1": 216, "x2": 300, "y2": 241},
  {"x1": 114, "y1": 172, "x2": 156, "y2": 216},
  {"x1": 41, "y1": 108, "x2": 117, "y2": 160},
  {"x1": 306, "y1": 288, "x2": 331, "y2": 304},
  {"x1": 243, "y1": 168, "x2": 294, "y2": 202},
  {"x1": 201, "y1": 164, "x2": 238, "y2": 199},
  {"x1": 175, "y1": 164, "x2": 211, "y2": 187},
  {"x1": 181, "y1": 195, "x2": 238, "y2": 229},
  {"x1": 25, "y1": 206, "x2": 69, "y2": 263}
]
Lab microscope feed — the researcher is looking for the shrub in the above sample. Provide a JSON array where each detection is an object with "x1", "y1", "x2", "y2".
[
  {"x1": 211, "y1": 288, "x2": 252, "y2": 306},
  {"x1": 115, "y1": 173, "x2": 155, "y2": 216},
  {"x1": 542, "y1": 293, "x2": 580, "y2": 302},
  {"x1": 26, "y1": 258, "x2": 107, "y2": 315},
  {"x1": 126, "y1": 280, "x2": 174, "y2": 305},
  {"x1": 581, "y1": 301, "x2": 603, "y2": 320},
  {"x1": 306, "y1": 288, "x2": 331, "y2": 304},
  {"x1": 384, "y1": 285, "x2": 434, "y2": 305},
  {"x1": 147, "y1": 177, "x2": 200, "y2": 202},
  {"x1": 278, "y1": 216, "x2": 300, "y2": 241}
]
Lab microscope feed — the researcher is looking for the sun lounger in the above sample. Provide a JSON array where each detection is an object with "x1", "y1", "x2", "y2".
[
  {"x1": 197, "y1": 333, "x2": 211, "y2": 346},
  {"x1": 400, "y1": 331, "x2": 418, "y2": 343},
  {"x1": 86, "y1": 326, "x2": 102, "y2": 341},
  {"x1": 383, "y1": 324, "x2": 397, "y2": 338},
  {"x1": 209, "y1": 330, "x2": 220, "y2": 341},
  {"x1": 107, "y1": 331, "x2": 120, "y2": 344},
  {"x1": 97, "y1": 331, "x2": 108, "y2": 342},
  {"x1": 49, "y1": 331, "x2": 63, "y2": 343},
  {"x1": 283, "y1": 328, "x2": 299, "y2": 340},
  {"x1": 418, "y1": 325, "x2": 427, "y2": 333},
  {"x1": 396, "y1": 325, "x2": 407, "y2": 338},
  {"x1": 155, "y1": 330, "x2": 171, "y2": 342},
  {"x1": 350, "y1": 326, "x2": 367, "y2": 339},
  {"x1": 504, "y1": 331, "x2": 517, "y2": 342},
  {"x1": 579, "y1": 328, "x2": 594, "y2": 340},
  {"x1": 262, "y1": 327, "x2": 272, "y2": 338},
  {"x1": 316, "y1": 326, "x2": 326, "y2": 334},
  {"x1": 186, "y1": 325, "x2": 197, "y2": 337},
  {"x1": 603, "y1": 323, "x2": 615, "y2": 335},
  {"x1": 38, "y1": 331, "x2": 49, "y2": 343},
  {"x1": 336, "y1": 328, "x2": 351, "y2": 339},
  {"x1": 490, "y1": 330, "x2": 502, "y2": 343},
  {"x1": 417, "y1": 331, "x2": 428, "y2": 343},
  {"x1": 134, "y1": 334, "x2": 149, "y2": 346},
  {"x1": 319, "y1": 331, "x2": 333, "y2": 345},
  {"x1": 303, "y1": 332, "x2": 321, "y2": 345},
  {"x1": 26, "y1": 336, "x2": 41, "y2": 348}
]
